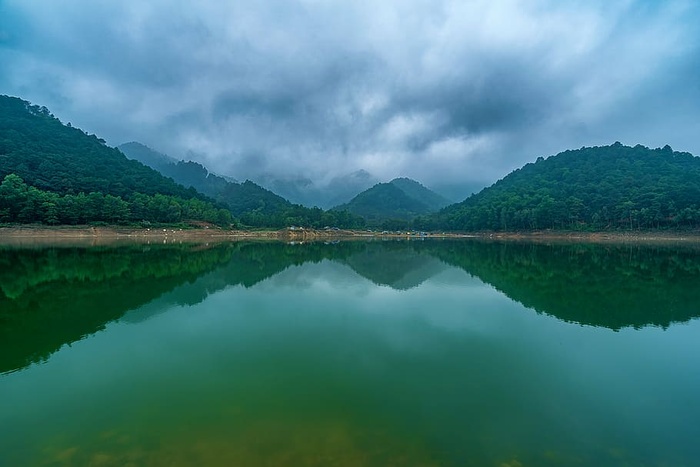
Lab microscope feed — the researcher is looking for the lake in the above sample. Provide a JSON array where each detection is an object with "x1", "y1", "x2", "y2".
[{"x1": 1, "y1": 239, "x2": 699, "y2": 466}]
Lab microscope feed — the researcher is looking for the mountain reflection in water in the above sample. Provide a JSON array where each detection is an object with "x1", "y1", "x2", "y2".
[{"x1": 2, "y1": 239, "x2": 700, "y2": 375}]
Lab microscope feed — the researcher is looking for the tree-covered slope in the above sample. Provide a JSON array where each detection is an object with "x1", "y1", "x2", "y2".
[
  {"x1": 217, "y1": 180, "x2": 291, "y2": 217},
  {"x1": 389, "y1": 178, "x2": 450, "y2": 211},
  {"x1": 423, "y1": 143, "x2": 700, "y2": 231},
  {"x1": 119, "y1": 142, "x2": 365, "y2": 228},
  {"x1": 119, "y1": 142, "x2": 229, "y2": 199},
  {"x1": 119, "y1": 142, "x2": 289, "y2": 216},
  {"x1": 0, "y1": 96, "x2": 202, "y2": 200},
  {"x1": 0, "y1": 96, "x2": 233, "y2": 225},
  {"x1": 118, "y1": 141, "x2": 178, "y2": 171},
  {"x1": 335, "y1": 178, "x2": 447, "y2": 224}
]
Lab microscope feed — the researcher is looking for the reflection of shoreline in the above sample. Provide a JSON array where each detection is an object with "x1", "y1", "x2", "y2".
[
  {"x1": 465, "y1": 231, "x2": 700, "y2": 246},
  {"x1": 3, "y1": 225, "x2": 700, "y2": 247},
  {"x1": 426, "y1": 240, "x2": 700, "y2": 331},
  {"x1": 0, "y1": 244, "x2": 238, "y2": 374},
  {"x1": 3, "y1": 240, "x2": 700, "y2": 375}
]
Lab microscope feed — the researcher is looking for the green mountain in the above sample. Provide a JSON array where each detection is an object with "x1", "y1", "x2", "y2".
[
  {"x1": 421, "y1": 143, "x2": 700, "y2": 231},
  {"x1": 118, "y1": 142, "x2": 288, "y2": 216},
  {"x1": 389, "y1": 177, "x2": 451, "y2": 211},
  {"x1": 118, "y1": 142, "x2": 365, "y2": 228},
  {"x1": 117, "y1": 141, "x2": 178, "y2": 171},
  {"x1": 118, "y1": 142, "x2": 231, "y2": 198},
  {"x1": 334, "y1": 178, "x2": 448, "y2": 225},
  {"x1": 0, "y1": 97, "x2": 205, "y2": 200},
  {"x1": 0, "y1": 95, "x2": 232, "y2": 225},
  {"x1": 256, "y1": 169, "x2": 380, "y2": 209}
]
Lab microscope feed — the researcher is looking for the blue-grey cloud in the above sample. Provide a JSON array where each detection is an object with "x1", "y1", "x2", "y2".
[{"x1": 1, "y1": 0, "x2": 698, "y2": 199}]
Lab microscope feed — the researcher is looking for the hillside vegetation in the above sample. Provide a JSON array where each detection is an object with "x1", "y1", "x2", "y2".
[
  {"x1": 5, "y1": 96, "x2": 699, "y2": 233},
  {"x1": 335, "y1": 178, "x2": 449, "y2": 226},
  {"x1": 118, "y1": 142, "x2": 230, "y2": 198},
  {"x1": 0, "y1": 96, "x2": 232, "y2": 225},
  {"x1": 119, "y1": 142, "x2": 365, "y2": 229},
  {"x1": 0, "y1": 97, "x2": 204, "y2": 200},
  {"x1": 390, "y1": 178, "x2": 451, "y2": 211},
  {"x1": 418, "y1": 143, "x2": 700, "y2": 231}
]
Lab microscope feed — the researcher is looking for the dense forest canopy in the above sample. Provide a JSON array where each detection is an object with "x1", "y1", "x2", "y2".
[
  {"x1": 389, "y1": 177, "x2": 451, "y2": 211},
  {"x1": 0, "y1": 96, "x2": 232, "y2": 226},
  {"x1": 334, "y1": 178, "x2": 449, "y2": 227},
  {"x1": 0, "y1": 96, "x2": 204, "y2": 200},
  {"x1": 4, "y1": 95, "x2": 700, "y2": 232},
  {"x1": 0, "y1": 173, "x2": 232, "y2": 225},
  {"x1": 417, "y1": 143, "x2": 700, "y2": 231},
  {"x1": 0, "y1": 96, "x2": 365, "y2": 228}
]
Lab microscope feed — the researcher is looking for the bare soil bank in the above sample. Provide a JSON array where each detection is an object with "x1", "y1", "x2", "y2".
[{"x1": 1, "y1": 225, "x2": 700, "y2": 247}]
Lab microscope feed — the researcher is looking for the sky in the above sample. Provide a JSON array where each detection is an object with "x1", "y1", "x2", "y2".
[{"x1": 1, "y1": 0, "x2": 699, "y2": 197}]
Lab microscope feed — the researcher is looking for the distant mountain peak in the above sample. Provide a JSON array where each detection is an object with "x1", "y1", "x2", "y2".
[
  {"x1": 388, "y1": 177, "x2": 451, "y2": 209},
  {"x1": 253, "y1": 169, "x2": 380, "y2": 209},
  {"x1": 346, "y1": 169, "x2": 372, "y2": 180}
]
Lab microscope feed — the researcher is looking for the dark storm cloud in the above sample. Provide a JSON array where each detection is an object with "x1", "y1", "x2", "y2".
[
  {"x1": 393, "y1": 57, "x2": 561, "y2": 142},
  {"x1": 1, "y1": 0, "x2": 699, "y2": 193}
]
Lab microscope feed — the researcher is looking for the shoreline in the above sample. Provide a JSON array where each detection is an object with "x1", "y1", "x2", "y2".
[
  {"x1": 1, "y1": 225, "x2": 700, "y2": 247},
  {"x1": 472, "y1": 230, "x2": 700, "y2": 244}
]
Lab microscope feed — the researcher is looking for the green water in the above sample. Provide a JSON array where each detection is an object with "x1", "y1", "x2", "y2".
[{"x1": 1, "y1": 240, "x2": 699, "y2": 466}]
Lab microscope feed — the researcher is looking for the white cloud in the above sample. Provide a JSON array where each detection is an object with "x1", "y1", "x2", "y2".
[{"x1": 1, "y1": 0, "x2": 698, "y2": 193}]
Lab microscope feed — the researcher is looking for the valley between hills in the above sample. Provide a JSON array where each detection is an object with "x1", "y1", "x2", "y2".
[{"x1": 3, "y1": 95, "x2": 700, "y2": 235}]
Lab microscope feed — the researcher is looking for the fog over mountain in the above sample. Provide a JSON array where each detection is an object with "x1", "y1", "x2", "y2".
[{"x1": 1, "y1": 1, "x2": 698, "y2": 199}]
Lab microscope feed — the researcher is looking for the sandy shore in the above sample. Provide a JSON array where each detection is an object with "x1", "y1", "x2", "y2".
[{"x1": 1, "y1": 225, "x2": 700, "y2": 247}]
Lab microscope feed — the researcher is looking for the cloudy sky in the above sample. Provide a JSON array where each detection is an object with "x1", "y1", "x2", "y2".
[{"x1": 1, "y1": 0, "x2": 699, "y2": 197}]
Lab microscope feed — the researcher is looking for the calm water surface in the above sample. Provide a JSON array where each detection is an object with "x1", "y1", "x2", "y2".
[{"x1": 1, "y1": 240, "x2": 699, "y2": 466}]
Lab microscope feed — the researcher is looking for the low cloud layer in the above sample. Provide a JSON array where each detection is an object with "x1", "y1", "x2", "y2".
[{"x1": 1, "y1": 0, "x2": 698, "y2": 196}]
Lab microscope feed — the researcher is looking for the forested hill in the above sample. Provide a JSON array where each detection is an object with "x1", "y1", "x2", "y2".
[
  {"x1": 118, "y1": 142, "x2": 365, "y2": 228},
  {"x1": 0, "y1": 96, "x2": 202, "y2": 200},
  {"x1": 0, "y1": 95, "x2": 232, "y2": 225},
  {"x1": 117, "y1": 141, "x2": 179, "y2": 170},
  {"x1": 118, "y1": 142, "x2": 231, "y2": 198},
  {"x1": 118, "y1": 142, "x2": 285, "y2": 215},
  {"x1": 419, "y1": 143, "x2": 700, "y2": 231},
  {"x1": 389, "y1": 178, "x2": 451, "y2": 211},
  {"x1": 335, "y1": 178, "x2": 448, "y2": 225}
]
